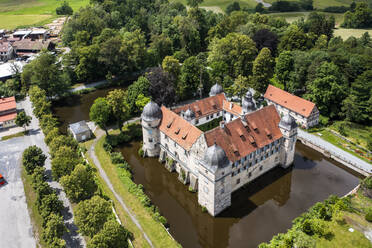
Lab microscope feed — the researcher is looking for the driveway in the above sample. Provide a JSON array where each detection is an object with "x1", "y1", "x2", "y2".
[{"x1": 0, "y1": 136, "x2": 36, "y2": 248}]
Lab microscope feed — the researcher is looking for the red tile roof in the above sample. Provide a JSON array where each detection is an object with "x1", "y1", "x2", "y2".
[
  {"x1": 0, "y1": 112, "x2": 16, "y2": 122},
  {"x1": 204, "y1": 105, "x2": 282, "y2": 162},
  {"x1": 0, "y1": 96, "x2": 16, "y2": 112},
  {"x1": 159, "y1": 106, "x2": 203, "y2": 151},
  {"x1": 264, "y1": 85, "x2": 316, "y2": 118},
  {"x1": 173, "y1": 94, "x2": 226, "y2": 118},
  {"x1": 222, "y1": 99, "x2": 242, "y2": 116},
  {"x1": 0, "y1": 42, "x2": 11, "y2": 53}
]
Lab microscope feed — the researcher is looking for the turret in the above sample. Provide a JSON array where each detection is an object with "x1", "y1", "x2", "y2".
[
  {"x1": 198, "y1": 144, "x2": 232, "y2": 216},
  {"x1": 183, "y1": 108, "x2": 195, "y2": 123},
  {"x1": 279, "y1": 114, "x2": 298, "y2": 168},
  {"x1": 141, "y1": 101, "x2": 162, "y2": 157},
  {"x1": 242, "y1": 90, "x2": 256, "y2": 115},
  {"x1": 209, "y1": 83, "x2": 223, "y2": 96}
]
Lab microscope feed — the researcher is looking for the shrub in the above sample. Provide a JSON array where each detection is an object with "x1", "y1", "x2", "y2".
[
  {"x1": 117, "y1": 162, "x2": 131, "y2": 171},
  {"x1": 201, "y1": 206, "x2": 207, "y2": 213},
  {"x1": 319, "y1": 115, "x2": 329, "y2": 126},
  {"x1": 56, "y1": 1, "x2": 73, "y2": 15},
  {"x1": 365, "y1": 208, "x2": 372, "y2": 222},
  {"x1": 361, "y1": 177, "x2": 372, "y2": 190},
  {"x1": 103, "y1": 140, "x2": 113, "y2": 152},
  {"x1": 138, "y1": 147, "x2": 144, "y2": 157},
  {"x1": 110, "y1": 152, "x2": 125, "y2": 164},
  {"x1": 31, "y1": 166, "x2": 47, "y2": 189}
]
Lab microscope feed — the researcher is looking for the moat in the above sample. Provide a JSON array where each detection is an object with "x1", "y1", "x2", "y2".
[{"x1": 53, "y1": 87, "x2": 360, "y2": 248}]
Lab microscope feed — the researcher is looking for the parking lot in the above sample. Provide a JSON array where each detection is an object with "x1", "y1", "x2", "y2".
[{"x1": 0, "y1": 136, "x2": 36, "y2": 248}]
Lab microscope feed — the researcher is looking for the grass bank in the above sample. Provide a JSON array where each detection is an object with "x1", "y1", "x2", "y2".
[
  {"x1": 85, "y1": 134, "x2": 180, "y2": 248},
  {"x1": 21, "y1": 166, "x2": 47, "y2": 248},
  {"x1": 1, "y1": 130, "x2": 28, "y2": 141}
]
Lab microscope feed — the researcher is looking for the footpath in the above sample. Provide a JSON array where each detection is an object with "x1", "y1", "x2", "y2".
[
  {"x1": 21, "y1": 97, "x2": 86, "y2": 247},
  {"x1": 298, "y1": 129, "x2": 371, "y2": 176}
]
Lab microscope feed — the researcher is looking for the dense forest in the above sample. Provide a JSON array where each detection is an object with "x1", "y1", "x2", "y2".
[{"x1": 3, "y1": 0, "x2": 371, "y2": 127}]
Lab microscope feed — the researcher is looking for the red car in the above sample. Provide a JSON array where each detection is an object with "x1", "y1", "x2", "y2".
[{"x1": 0, "y1": 174, "x2": 5, "y2": 185}]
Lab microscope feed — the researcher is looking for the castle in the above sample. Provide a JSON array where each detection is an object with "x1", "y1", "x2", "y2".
[{"x1": 141, "y1": 84, "x2": 298, "y2": 216}]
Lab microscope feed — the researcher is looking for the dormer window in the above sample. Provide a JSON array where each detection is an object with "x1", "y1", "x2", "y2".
[{"x1": 175, "y1": 128, "x2": 180, "y2": 134}]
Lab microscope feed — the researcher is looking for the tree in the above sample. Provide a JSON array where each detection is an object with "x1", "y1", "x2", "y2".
[
  {"x1": 149, "y1": 34, "x2": 173, "y2": 65},
  {"x1": 162, "y1": 56, "x2": 181, "y2": 82},
  {"x1": 22, "y1": 51, "x2": 69, "y2": 97},
  {"x1": 44, "y1": 127, "x2": 60, "y2": 145},
  {"x1": 126, "y1": 76, "x2": 150, "y2": 114},
  {"x1": 75, "y1": 196, "x2": 112, "y2": 237},
  {"x1": 227, "y1": 75, "x2": 251, "y2": 98},
  {"x1": 23, "y1": 146, "x2": 47, "y2": 175},
  {"x1": 278, "y1": 24, "x2": 309, "y2": 51},
  {"x1": 252, "y1": 29, "x2": 279, "y2": 53},
  {"x1": 38, "y1": 193, "x2": 64, "y2": 220},
  {"x1": 255, "y1": 3, "x2": 265, "y2": 13},
  {"x1": 306, "y1": 62, "x2": 347, "y2": 118},
  {"x1": 135, "y1": 94, "x2": 151, "y2": 112},
  {"x1": 56, "y1": 1, "x2": 73, "y2": 15},
  {"x1": 51, "y1": 146, "x2": 81, "y2": 180},
  {"x1": 187, "y1": 0, "x2": 203, "y2": 8},
  {"x1": 252, "y1": 48, "x2": 275, "y2": 93},
  {"x1": 88, "y1": 220, "x2": 130, "y2": 248},
  {"x1": 342, "y1": 3, "x2": 372, "y2": 28},
  {"x1": 42, "y1": 213, "x2": 66, "y2": 246},
  {"x1": 208, "y1": 33, "x2": 258, "y2": 78},
  {"x1": 147, "y1": 67, "x2": 176, "y2": 106},
  {"x1": 275, "y1": 51, "x2": 293, "y2": 91},
  {"x1": 305, "y1": 12, "x2": 335, "y2": 39},
  {"x1": 49, "y1": 135, "x2": 78, "y2": 156},
  {"x1": 15, "y1": 111, "x2": 31, "y2": 132},
  {"x1": 60, "y1": 164, "x2": 97, "y2": 203},
  {"x1": 106, "y1": 89, "x2": 129, "y2": 132},
  {"x1": 226, "y1": 2, "x2": 240, "y2": 15},
  {"x1": 89, "y1": 97, "x2": 112, "y2": 136},
  {"x1": 120, "y1": 29, "x2": 148, "y2": 73}
]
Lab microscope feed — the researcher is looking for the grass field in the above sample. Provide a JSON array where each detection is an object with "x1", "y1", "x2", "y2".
[{"x1": 0, "y1": 0, "x2": 89, "y2": 29}]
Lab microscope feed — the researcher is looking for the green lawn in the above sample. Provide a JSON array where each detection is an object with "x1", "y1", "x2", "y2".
[
  {"x1": 171, "y1": 0, "x2": 258, "y2": 11},
  {"x1": 21, "y1": 166, "x2": 47, "y2": 247},
  {"x1": 0, "y1": 0, "x2": 89, "y2": 29},
  {"x1": 86, "y1": 135, "x2": 180, "y2": 248},
  {"x1": 1, "y1": 130, "x2": 27, "y2": 140}
]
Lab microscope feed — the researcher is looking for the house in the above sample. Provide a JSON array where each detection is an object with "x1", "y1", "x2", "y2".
[
  {"x1": 0, "y1": 61, "x2": 24, "y2": 82},
  {"x1": 12, "y1": 39, "x2": 54, "y2": 58},
  {"x1": 68, "y1": 121, "x2": 92, "y2": 142},
  {"x1": 264, "y1": 85, "x2": 319, "y2": 129},
  {"x1": 29, "y1": 29, "x2": 49, "y2": 40},
  {"x1": 141, "y1": 84, "x2": 298, "y2": 216},
  {"x1": 12, "y1": 30, "x2": 31, "y2": 39},
  {"x1": 0, "y1": 41, "x2": 14, "y2": 62},
  {"x1": 0, "y1": 30, "x2": 5, "y2": 38},
  {"x1": 0, "y1": 96, "x2": 17, "y2": 130}
]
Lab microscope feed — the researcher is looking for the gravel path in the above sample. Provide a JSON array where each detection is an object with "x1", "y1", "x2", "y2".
[
  {"x1": 298, "y1": 129, "x2": 371, "y2": 174},
  {"x1": 88, "y1": 129, "x2": 154, "y2": 248},
  {"x1": 20, "y1": 97, "x2": 86, "y2": 248}
]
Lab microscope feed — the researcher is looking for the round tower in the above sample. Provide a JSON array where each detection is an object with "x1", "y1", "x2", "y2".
[
  {"x1": 242, "y1": 90, "x2": 256, "y2": 115},
  {"x1": 141, "y1": 101, "x2": 162, "y2": 157},
  {"x1": 209, "y1": 83, "x2": 223, "y2": 96},
  {"x1": 278, "y1": 114, "x2": 298, "y2": 168},
  {"x1": 183, "y1": 107, "x2": 196, "y2": 124},
  {"x1": 198, "y1": 144, "x2": 232, "y2": 216}
]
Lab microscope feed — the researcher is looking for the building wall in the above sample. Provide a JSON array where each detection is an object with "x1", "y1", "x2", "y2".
[
  {"x1": 142, "y1": 118, "x2": 161, "y2": 157},
  {"x1": 0, "y1": 119, "x2": 16, "y2": 129},
  {"x1": 265, "y1": 99, "x2": 319, "y2": 129},
  {"x1": 223, "y1": 111, "x2": 239, "y2": 123}
]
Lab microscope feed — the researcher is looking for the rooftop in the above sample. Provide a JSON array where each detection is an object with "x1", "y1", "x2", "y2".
[
  {"x1": 0, "y1": 112, "x2": 17, "y2": 123},
  {"x1": 204, "y1": 105, "x2": 282, "y2": 162},
  {"x1": 0, "y1": 96, "x2": 16, "y2": 113},
  {"x1": 69, "y1": 120, "x2": 91, "y2": 135},
  {"x1": 159, "y1": 106, "x2": 203, "y2": 151},
  {"x1": 0, "y1": 61, "x2": 25, "y2": 79},
  {"x1": 13, "y1": 39, "x2": 51, "y2": 51},
  {"x1": 264, "y1": 85, "x2": 316, "y2": 118}
]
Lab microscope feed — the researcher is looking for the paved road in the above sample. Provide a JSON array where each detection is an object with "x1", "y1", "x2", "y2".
[
  {"x1": 88, "y1": 129, "x2": 154, "y2": 248},
  {"x1": 17, "y1": 98, "x2": 86, "y2": 247},
  {"x1": 0, "y1": 136, "x2": 36, "y2": 248},
  {"x1": 255, "y1": 0, "x2": 272, "y2": 7},
  {"x1": 298, "y1": 129, "x2": 371, "y2": 174}
]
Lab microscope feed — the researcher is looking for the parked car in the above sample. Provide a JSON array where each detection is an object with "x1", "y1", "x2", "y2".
[{"x1": 0, "y1": 174, "x2": 5, "y2": 185}]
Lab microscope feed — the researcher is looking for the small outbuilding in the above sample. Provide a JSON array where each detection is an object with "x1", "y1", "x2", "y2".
[{"x1": 68, "y1": 120, "x2": 92, "y2": 142}]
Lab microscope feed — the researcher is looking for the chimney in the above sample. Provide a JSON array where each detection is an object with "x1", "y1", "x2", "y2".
[{"x1": 230, "y1": 102, "x2": 233, "y2": 109}]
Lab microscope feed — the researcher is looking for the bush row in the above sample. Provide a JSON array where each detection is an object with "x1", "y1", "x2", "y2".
[
  {"x1": 106, "y1": 143, "x2": 168, "y2": 225},
  {"x1": 259, "y1": 195, "x2": 353, "y2": 247},
  {"x1": 29, "y1": 86, "x2": 131, "y2": 247},
  {"x1": 22, "y1": 146, "x2": 66, "y2": 247}
]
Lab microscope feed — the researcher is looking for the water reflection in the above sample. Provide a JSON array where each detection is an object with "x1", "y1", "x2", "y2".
[{"x1": 119, "y1": 141, "x2": 360, "y2": 248}]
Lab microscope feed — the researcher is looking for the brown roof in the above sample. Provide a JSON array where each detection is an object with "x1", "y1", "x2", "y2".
[
  {"x1": 159, "y1": 106, "x2": 203, "y2": 151},
  {"x1": 0, "y1": 96, "x2": 16, "y2": 112},
  {"x1": 222, "y1": 100, "x2": 242, "y2": 116},
  {"x1": 0, "y1": 42, "x2": 11, "y2": 53},
  {"x1": 0, "y1": 112, "x2": 16, "y2": 122},
  {"x1": 173, "y1": 94, "x2": 226, "y2": 118},
  {"x1": 204, "y1": 105, "x2": 282, "y2": 162},
  {"x1": 13, "y1": 39, "x2": 50, "y2": 51},
  {"x1": 264, "y1": 85, "x2": 316, "y2": 118}
]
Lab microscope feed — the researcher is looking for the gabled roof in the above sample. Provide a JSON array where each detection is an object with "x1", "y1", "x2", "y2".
[
  {"x1": 0, "y1": 96, "x2": 16, "y2": 112},
  {"x1": 222, "y1": 100, "x2": 242, "y2": 116},
  {"x1": 173, "y1": 94, "x2": 226, "y2": 119},
  {"x1": 13, "y1": 39, "x2": 51, "y2": 51},
  {"x1": 0, "y1": 42, "x2": 11, "y2": 53},
  {"x1": 264, "y1": 85, "x2": 316, "y2": 118},
  {"x1": 0, "y1": 112, "x2": 16, "y2": 122},
  {"x1": 69, "y1": 120, "x2": 90, "y2": 135},
  {"x1": 159, "y1": 106, "x2": 203, "y2": 151},
  {"x1": 204, "y1": 105, "x2": 282, "y2": 162}
]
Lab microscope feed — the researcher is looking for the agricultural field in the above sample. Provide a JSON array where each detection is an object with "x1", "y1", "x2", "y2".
[{"x1": 0, "y1": 0, "x2": 89, "y2": 29}]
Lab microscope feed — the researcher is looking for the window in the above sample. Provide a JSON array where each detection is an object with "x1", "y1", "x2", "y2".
[
  {"x1": 174, "y1": 141, "x2": 177, "y2": 147},
  {"x1": 221, "y1": 188, "x2": 225, "y2": 194},
  {"x1": 259, "y1": 166, "x2": 263, "y2": 171},
  {"x1": 236, "y1": 178, "x2": 240, "y2": 184},
  {"x1": 195, "y1": 119, "x2": 199, "y2": 124},
  {"x1": 231, "y1": 172, "x2": 234, "y2": 177},
  {"x1": 248, "y1": 172, "x2": 252, "y2": 177},
  {"x1": 230, "y1": 114, "x2": 233, "y2": 119},
  {"x1": 148, "y1": 138, "x2": 153, "y2": 142},
  {"x1": 206, "y1": 116, "x2": 209, "y2": 120},
  {"x1": 217, "y1": 112, "x2": 220, "y2": 116}
]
